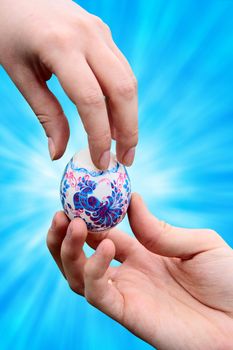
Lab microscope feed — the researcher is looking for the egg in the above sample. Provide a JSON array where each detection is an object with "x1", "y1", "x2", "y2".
[{"x1": 60, "y1": 149, "x2": 131, "y2": 232}]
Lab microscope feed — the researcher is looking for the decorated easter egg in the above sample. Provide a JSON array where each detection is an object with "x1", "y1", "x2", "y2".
[{"x1": 60, "y1": 149, "x2": 131, "y2": 232}]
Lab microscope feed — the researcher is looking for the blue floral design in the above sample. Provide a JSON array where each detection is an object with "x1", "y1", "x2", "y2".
[
  {"x1": 73, "y1": 177, "x2": 128, "y2": 231},
  {"x1": 60, "y1": 159, "x2": 131, "y2": 232},
  {"x1": 60, "y1": 179, "x2": 70, "y2": 210}
]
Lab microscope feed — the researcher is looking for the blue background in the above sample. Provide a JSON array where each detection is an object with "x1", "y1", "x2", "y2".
[{"x1": 0, "y1": 0, "x2": 233, "y2": 349}]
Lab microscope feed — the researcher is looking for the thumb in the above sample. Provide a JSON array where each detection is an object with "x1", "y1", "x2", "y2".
[
  {"x1": 128, "y1": 193, "x2": 228, "y2": 259},
  {"x1": 11, "y1": 65, "x2": 70, "y2": 160}
]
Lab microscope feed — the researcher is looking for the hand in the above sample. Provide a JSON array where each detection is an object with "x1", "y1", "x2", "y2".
[
  {"x1": 47, "y1": 194, "x2": 233, "y2": 349},
  {"x1": 0, "y1": 0, "x2": 138, "y2": 168}
]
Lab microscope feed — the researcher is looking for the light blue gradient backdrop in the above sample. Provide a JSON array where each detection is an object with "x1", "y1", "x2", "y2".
[{"x1": 0, "y1": 1, "x2": 233, "y2": 349}]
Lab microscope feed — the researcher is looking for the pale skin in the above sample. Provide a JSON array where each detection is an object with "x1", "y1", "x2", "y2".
[
  {"x1": 0, "y1": 0, "x2": 138, "y2": 168},
  {"x1": 47, "y1": 193, "x2": 233, "y2": 349}
]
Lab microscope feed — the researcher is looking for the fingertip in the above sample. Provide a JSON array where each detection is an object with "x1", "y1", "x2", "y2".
[
  {"x1": 96, "y1": 238, "x2": 116, "y2": 259},
  {"x1": 115, "y1": 131, "x2": 138, "y2": 167},
  {"x1": 85, "y1": 239, "x2": 115, "y2": 280},
  {"x1": 65, "y1": 218, "x2": 88, "y2": 244},
  {"x1": 50, "y1": 211, "x2": 58, "y2": 229},
  {"x1": 122, "y1": 146, "x2": 136, "y2": 167},
  {"x1": 128, "y1": 192, "x2": 144, "y2": 218},
  {"x1": 50, "y1": 137, "x2": 69, "y2": 161},
  {"x1": 98, "y1": 149, "x2": 110, "y2": 170},
  {"x1": 48, "y1": 137, "x2": 56, "y2": 160},
  {"x1": 88, "y1": 145, "x2": 111, "y2": 170},
  {"x1": 130, "y1": 192, "x2": 143, "y2": 203},
  {"x1": 52, "y1": 134, "x2": 69, "y2": 160},
  {"x1": 47, "y1": 211, "x2": 70, "y2": 255},
  {"x1": 71, "y1": 217, "x2": 88, "y2": 232},
  {"x1": 50, "y1": 211, "x2": 69, "y2": 231},
  {"x1": 128, "y1": 193, "x2": 156, "y2": 243},
  {"x1": 58, "y1": 210, "x2": 70, "y2": 221},
  {"x1": 61, "y1": 218, "x2": 88, "y2": 262},
  {"x1": 51, "y1": 151, "x2": 64, "y2": 161},
  {"x1": 48, "y1": 115, "x2": 70, "y2": 161}
]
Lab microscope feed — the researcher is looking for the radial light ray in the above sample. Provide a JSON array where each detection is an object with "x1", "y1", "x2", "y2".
[{"x1": 0, "y1": 1, "x2": 233, "y2": 349}]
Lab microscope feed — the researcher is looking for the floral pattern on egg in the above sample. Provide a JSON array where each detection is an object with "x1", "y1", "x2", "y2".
[{"x1": 60, "y1": 151, "x2": 131, "y2": 232}]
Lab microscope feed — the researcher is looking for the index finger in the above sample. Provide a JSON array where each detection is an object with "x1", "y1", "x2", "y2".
[{"x1": 53, "y1": 54, "x2": 112, "y2": 169}]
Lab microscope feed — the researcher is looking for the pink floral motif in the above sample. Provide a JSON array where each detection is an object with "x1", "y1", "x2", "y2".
[
  {"x1": 65, "y1": 171, "x2": 77, "y2": 188},
  {"x1": 117, "y1": 172, "x2": 127, "y2": 186},
  {"x1": 98, "y1": 177, "x2": 111, "y2": 186}
]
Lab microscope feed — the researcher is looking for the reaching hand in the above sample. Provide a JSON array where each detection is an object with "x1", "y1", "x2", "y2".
[
  {"x1": 47, "y1": 193, "x2": 233, "y2": 349},
  {"x1": 0, "y1": 0, "x2": 138, "y2": 168}
]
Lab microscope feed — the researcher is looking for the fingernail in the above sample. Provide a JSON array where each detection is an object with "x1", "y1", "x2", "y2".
[
  {"x1": 99, "y1": 150, "x2": 110, "y2": 170},
  {"x1": 123, "y1": 147, "x2": 136, "y2": 166},
  {"x1": 66, "y1": 225, "x2": 73, "y2": 240},
  {"x1": 48, "y1": 137, "x2": 56, "y2": 160}
]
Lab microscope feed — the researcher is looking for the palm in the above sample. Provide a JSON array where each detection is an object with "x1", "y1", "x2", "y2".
[
  {"x1": 100, "y1": 240, "x2": 233, "y2": 348},
  {"x1": 47, "y1": 195, "x2": 233, "y2": 349}
]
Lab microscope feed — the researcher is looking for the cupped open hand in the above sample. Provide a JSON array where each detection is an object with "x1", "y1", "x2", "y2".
[{"x1": 47, "y1": 194, "x2": 233, "y2": 349}]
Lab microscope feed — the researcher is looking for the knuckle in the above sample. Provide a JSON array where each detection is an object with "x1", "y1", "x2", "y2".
[
  {"x1": 88, "y1": 129, "x2": 111, "y2": 144},
  {"x1": 102, "y1": 23, "x2": 112, "y2": 36},
  {"x1": 92, "y1": 15, "x2": 105, "y2": 26},
  {"x1": 61, "y1": 245, "x2": 77, "y2": 262},
  {"x1": 117, "y1": 127, "x2": 138, "y2": 146},
  {"x1": 125, "y1": 127, "x2": 138, "y2": 141},
  {"x1": 114, "y1": 78, "x2": 137, "y2": 99},
  {"x1": 37, "y1": 114, "x2": 50, "y2": 126},
  {"x1": 142, "y1": 236, "x2": 156, "y2": 252},
  {"x1": 159, "y1": 220, "x2": 172, "y2": 234},
  {"x1": 205, "y1": 229, "x2": 222, "y2": 243},
  {"x1": 91, "y1": 15, "x2": 109, "y2": 32},
  {"x1": 40, "y1": 26, "x2": 74, "y2": 51},
  {"x1": 205, "y1": 229, "x2": 218, "y2": 236},
  {"x1": 80, "y1": 90, "x2": 105, "y2": 108}
]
